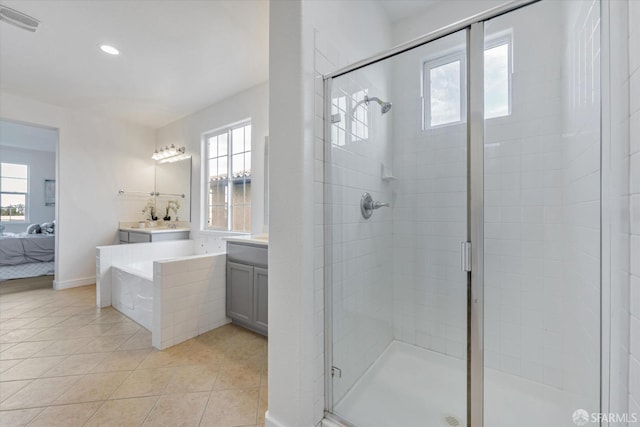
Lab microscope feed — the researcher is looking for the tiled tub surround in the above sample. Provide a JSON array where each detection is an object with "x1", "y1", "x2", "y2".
[
  {"x1": 96, "y1": 241, "x2": 229, "y2": 350},
  {"x1": 112, "y1": 264, "x2": 154, "y2": 331}
]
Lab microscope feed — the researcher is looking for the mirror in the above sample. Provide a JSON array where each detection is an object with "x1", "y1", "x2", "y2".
[
  {"x1": 264, "y1": 136, "x2": 269, "y2": 228},
  {"x1": 155, "y1": 158, "x2": 192, "y2": 221}
]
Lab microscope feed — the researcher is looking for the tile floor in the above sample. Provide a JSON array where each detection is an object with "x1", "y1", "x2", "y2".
[{"x1": 0, "y1": 284, "x2": 267, "y2": 426}]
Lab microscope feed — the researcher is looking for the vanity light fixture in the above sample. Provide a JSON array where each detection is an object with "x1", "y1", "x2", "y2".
[
  {"x1": 99, "y1": 44, "x2": 119, "y2": 55},
  {"x1": 152, "y1": 144, "x2": 188, "y2": 163},
  {"x1": 0, "y1": 5, "x2": 40, "y2": 32}
]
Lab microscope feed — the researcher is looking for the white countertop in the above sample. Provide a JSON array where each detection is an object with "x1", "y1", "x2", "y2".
[
  {"x1": 223, "y1": 235, "x2": 268, "y2": 246},
  {"x1": 120, "y1": 226, "x2": 190, "y2": 235}
]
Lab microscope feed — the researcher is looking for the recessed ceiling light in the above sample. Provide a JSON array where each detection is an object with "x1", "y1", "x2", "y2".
[{"x1": 99, "y1": 44, "x2": 119, "y2": 55}]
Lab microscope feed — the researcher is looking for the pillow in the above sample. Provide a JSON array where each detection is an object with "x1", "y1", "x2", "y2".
[
  {"x1": 40, "y1": 222, "x2": 54, "y2": 235},
  {"x1": 26, "y1": 223, "x2": 41, "y2": 234}
]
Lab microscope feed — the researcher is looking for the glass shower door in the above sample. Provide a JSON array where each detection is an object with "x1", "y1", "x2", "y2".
[
  {"x1": 482, "y1": 2, "x2": 601, "y2": 426},
  {"x1": 326, "y1": 29, "x2": 469, "y2": 427}
]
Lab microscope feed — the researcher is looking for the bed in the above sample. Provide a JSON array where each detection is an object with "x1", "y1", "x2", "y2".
[{"x1": 0, "y1": 233, "x2": 55, "y2": 281}]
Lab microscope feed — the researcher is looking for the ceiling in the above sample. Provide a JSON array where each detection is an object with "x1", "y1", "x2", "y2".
[
  {"x1": 377, "y1": 0, "x2": 439, "y2": 23},
  {"x1": 0, "y1": 0, "x2": 268, "y2": 129},
  {"x1": 0, "y1": 120, "x2": 57, "y2": 152}
]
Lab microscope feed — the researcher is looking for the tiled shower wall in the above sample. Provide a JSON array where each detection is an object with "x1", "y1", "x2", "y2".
[
  {"x1": 559, "y1": 0, "x2": 601, "y2": 402},
  {"x1": 319, "y1": 35, "x2": 395, "y2": 404},
  {"x1": 390, "y1": 32, "x2": 468, "y2": 359},
  {"x1": 480, "y1": 2, "x2": 602, "y2": 405},
  {"x1": 307, "y1": 2, "x2": 394, "y2": 419},
  {"x1": 481, "y1": 2, "x2": 567, "y2": 386}
]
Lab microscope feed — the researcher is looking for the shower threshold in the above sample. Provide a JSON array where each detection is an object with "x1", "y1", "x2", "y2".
[{"x1": 330, "y1": 341, "x2": 589, "y2": 427}]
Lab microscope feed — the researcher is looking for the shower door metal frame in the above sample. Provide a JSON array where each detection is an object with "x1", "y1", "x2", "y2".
[
  {"x1": 467, "y1": 22, "x2": 485, "y2": 427},
  {"x1": 320, "y1": 2, "x2": 615, "y2": 427}
]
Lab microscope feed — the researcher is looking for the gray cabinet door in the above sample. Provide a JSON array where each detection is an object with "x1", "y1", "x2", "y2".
[
  {"x1": 253, "y1": 267, "x2": 268, "y2": 335},
  {"x1": 226, "y1": 261, "x2": 253, "y2": 324},
  {"x1": 151, "y1": 231, "x2": 190, "y2": 242},
  {"x1": 128, "y1": 232, "x2": 152, "y2": 243}
]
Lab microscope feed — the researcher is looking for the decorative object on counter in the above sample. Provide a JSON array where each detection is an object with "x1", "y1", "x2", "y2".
[
  {"x1": 141, "y1": 199, "x2": 158, "y2": 221},
  {"x1": 138, "y1": 221, "x2": 146, "y2": 228},
  {"x1": 151, "y1": 144, "x2": 190, "y2": 163},
  {"x1": 163, "y1": 199, "x2": 180, "y2": 221}
]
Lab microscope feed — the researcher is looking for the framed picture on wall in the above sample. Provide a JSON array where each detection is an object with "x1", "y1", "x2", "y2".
[{"x1": 44, "y1": 179, "x2": 55, "y2": 206}]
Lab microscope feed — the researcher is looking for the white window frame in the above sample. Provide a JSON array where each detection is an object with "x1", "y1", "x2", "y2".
[
  {"x1": 483, "y1": 34, "x2": 512, "y2": 119},
  {"x1": 423, "y1": 51, "x2": 467, "y2": 129},
  {"x1": 0, "y1": 162, "x2": 29, "y2": 224},
  {"x1": 202, "y1": 120, "x2": 252, "y2": 233},
  {"x1": 422, "y1": 33, "x2": 512, "y2": 129},
  {"x1": 331, "y1": 88, "x2": 370, "y2": 147}
]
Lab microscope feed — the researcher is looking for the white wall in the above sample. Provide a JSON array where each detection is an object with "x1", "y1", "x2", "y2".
[
  {"x1": 608, "y1": 0, "x2": 631, "y2": 421},
  {"x1": 0, "y1": 146, "x2": 55, "y2": 233},
  {"x1": 0, "y1": 93, "x2": 155, "y2": 288},
  {"x1": 391, "y1": 0, "x2": 507, "y2": 45},
  {"x1": 268, "y1": 0, "x2": 392, "y2": 426},
  {"x1": 155, "y1": 82, "x2": 268, "y2": 254},
  {"x1": 628, "y1": 0, "x2": 640, "y2": 418}
]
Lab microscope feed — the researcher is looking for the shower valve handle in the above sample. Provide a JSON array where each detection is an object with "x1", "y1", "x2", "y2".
[
  {"x1": 360, "y1": 192, "x2": 390, "y2": 219},
  {"x1": 372, "y1": 201, "x2": 390, "y2": 209}
]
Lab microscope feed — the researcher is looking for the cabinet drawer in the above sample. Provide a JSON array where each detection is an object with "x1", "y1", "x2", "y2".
[
  {"x1": 119, "y1": 231, "x2": 129, "y2": 242},
  {"x1": 128, "y1": 232, "x2": 152, "y2": 243},
  {"x1": 227, "y1": 243, "x2": 268, "y2": 267}
]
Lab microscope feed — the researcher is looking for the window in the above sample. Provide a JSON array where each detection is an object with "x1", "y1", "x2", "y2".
[
  {"x1": 424, "y1": 53, "x2": 466, "y2": 128},
  {"x1": 0, "y1": 162, "x2": 28, "y2": 222},
  {"x1": 484, "y1": 41, "x2": 511, "y2": 119},
  {"x1": 204, "y1": 121, "x2": 251, "y2": 232},
  {"x1": 423, "y1": 37, "x2": 511, "y2": 128},
  {"x1": 331, "y1": 88, "x2": 370, "y2": 147}
]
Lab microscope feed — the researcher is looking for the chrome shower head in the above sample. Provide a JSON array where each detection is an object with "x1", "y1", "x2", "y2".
[
  {"x1": 351, "y1": 94, "x2": 393, "y2": 116},
  {"x1": 364, "y1": 95, "x2": 392, "y2": 115}
]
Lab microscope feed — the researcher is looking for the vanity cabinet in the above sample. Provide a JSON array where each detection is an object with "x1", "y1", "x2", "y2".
[
  {"x1": 119, "y1": 229, "x2": 189, "y2": 244},
  {"x1": 226, "y1": 242, "x2": 268, "y2": 336}
]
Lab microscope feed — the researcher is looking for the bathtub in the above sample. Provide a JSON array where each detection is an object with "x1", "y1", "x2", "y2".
[
  {"x1": 112, "y1": 262, "x2": 154, "y2": 331},
  {"x1": 96, "y1": 240, "x2": 229, "y2": 349}
]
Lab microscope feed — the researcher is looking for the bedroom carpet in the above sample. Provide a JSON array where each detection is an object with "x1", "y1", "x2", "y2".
[{"x1": 0, "y1": 285, "x2": 267, "y2": 426}]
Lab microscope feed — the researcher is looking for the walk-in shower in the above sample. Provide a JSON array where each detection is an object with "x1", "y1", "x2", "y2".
[{"x1": 324, "y1": 1, "x2": 602, "y2": 426}]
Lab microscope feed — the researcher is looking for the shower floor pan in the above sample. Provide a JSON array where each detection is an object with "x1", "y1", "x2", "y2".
[{"x1": 333, "y1": 341, "x2": 587, "y2": 427}]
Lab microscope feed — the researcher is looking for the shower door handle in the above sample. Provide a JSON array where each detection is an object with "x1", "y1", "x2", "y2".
[{"x1": 461, "y1": 242, "x2": 472, "y2": 272}]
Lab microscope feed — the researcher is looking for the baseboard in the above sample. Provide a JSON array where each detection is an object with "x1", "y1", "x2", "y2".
[
  {"x1": 265, "y1": 411, "x2": 289, "y2": 427},
  {"x1": 53, "y1": 276, "x2": 96, "y2": 290}
]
